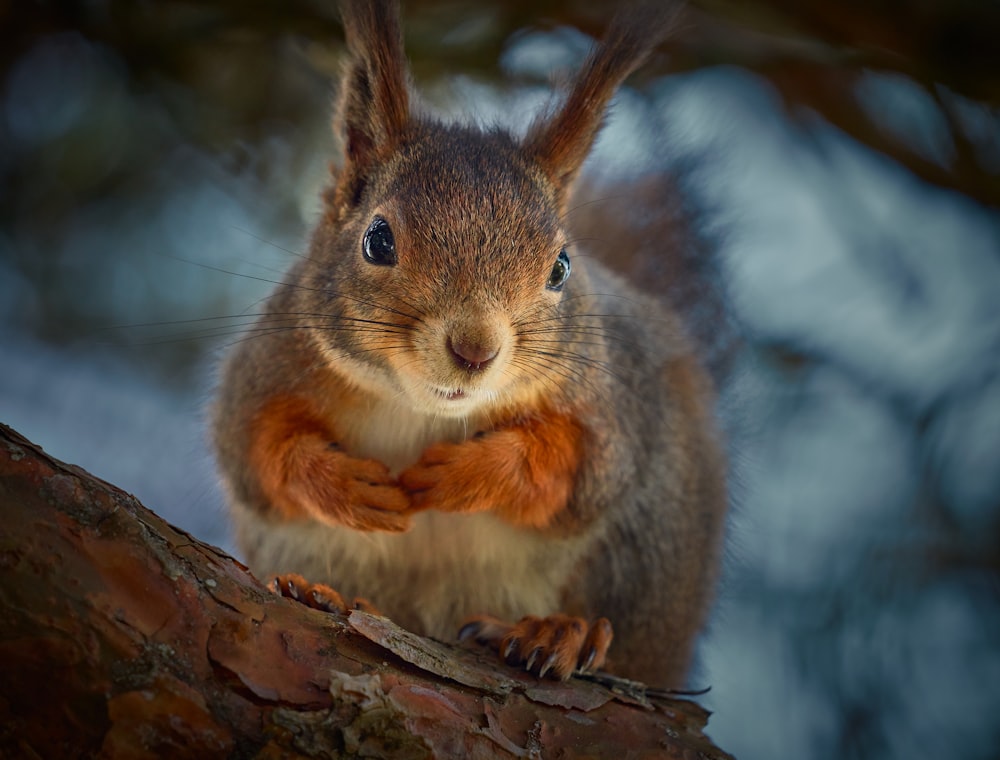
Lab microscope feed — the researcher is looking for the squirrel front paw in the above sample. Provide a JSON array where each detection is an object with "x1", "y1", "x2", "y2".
[
  {"x1": 459, "y1": 613, "x2": 613, "y2": 681},
  {"x1": 248, "y1": 395, "x2": 414, "y2": 533},
  {"x1": 268, "y1": 573, "x2": 380, "y2": 615},
  {"x1": 286, "y1": 446, "x2": 414, "y2": 533},
  {"x1": 398, "y1": 438, "x2": 493, "y2": 514},
  {"x1": 324, "y1": 449, "x2": 413, "y2": 531},
  {"x1": 398, "y1": 418, "x2": 578, "y2": 529}
]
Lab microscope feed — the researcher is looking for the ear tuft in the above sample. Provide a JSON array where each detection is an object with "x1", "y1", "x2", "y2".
[
  {"x1": 524, "y1": 3, "x2": 683, "y2": 202},
  {"x1": 334, "y1": 0, "x2": 411, "y2": 204}
]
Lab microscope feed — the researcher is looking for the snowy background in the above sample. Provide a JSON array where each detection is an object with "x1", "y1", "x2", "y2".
[{"x1": 2, "y1": 13, "x2": 999, "y2": 760}]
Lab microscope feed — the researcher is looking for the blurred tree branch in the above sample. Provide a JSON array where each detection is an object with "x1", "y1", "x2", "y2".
[{"x1": 2, "y1": 0, "x2": 998, "y2": 205}]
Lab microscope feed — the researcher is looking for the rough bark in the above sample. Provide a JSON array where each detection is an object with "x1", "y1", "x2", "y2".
[{"x1": 0, "y1": 423, "x2": 732, "y2": 759}]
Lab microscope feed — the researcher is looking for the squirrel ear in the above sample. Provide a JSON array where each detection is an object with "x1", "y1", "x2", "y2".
[
  {"x1": 334, "y1": 0, "x2": 410, "y2": 204},
  {"x1": 524, "y1": 4, "x2": 681, "y2": 202}
]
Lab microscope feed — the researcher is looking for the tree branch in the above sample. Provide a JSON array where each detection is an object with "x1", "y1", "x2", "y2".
[{"x1": 0, "y1": 423, "x2": 731, "y2": 759}]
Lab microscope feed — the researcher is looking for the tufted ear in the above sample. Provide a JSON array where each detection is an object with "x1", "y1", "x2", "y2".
[
  {"x1": 524, "y1": 3, "x2": 681, "y2": 205},
  {"x1": 334, "y1": 0, "x2": 411, "y2": 206}
]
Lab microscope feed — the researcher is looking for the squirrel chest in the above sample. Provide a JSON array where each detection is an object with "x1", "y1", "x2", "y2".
[{"x1": 232, "y1": 384, "x2": 593, "y2": 638}]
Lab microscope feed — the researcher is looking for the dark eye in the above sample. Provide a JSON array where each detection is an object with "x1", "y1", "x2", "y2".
[
  {"x1": 363, "y1": 216, "x2": 396, "y2": 266},
  {"x1": 546, "y1": 248, "x2": 571, "y2": 291}
]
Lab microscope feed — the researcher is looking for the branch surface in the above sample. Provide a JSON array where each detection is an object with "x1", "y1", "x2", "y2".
[{"x1": 0, "y1": 423, "x2": 732, "y2": 759}]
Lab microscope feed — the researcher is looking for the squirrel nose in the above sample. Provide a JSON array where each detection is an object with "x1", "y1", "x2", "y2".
[{"x1": 447, "y1": 336, "x2": 499, "y2": 373}]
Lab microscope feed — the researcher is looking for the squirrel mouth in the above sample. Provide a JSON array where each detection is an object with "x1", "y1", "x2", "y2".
[{"x1": 434, "y1": 387, "x2": 466, "y2": 401}]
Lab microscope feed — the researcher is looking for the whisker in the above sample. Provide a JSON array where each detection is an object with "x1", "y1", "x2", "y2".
[
  {"x1": 559, "y1": 193, "x2": 629, "y2": 223},
  {"x1": 169, "y1": 255, "x2": 425, "y2": 324},
  {"x1": 509, "y1": 352, "x2": 608, "y2": 399},
  {"x1": 537, "y1": 349, "x2": 631, "y2": 389},
  {"x1": 229, "y1": 226, "x2": 310, "y2": 262},
  {"x1": 100, "y1": 307, "x2": 421, "y2": 347}
]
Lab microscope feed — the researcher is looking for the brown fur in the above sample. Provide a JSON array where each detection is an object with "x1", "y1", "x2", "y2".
[{"x1": 211, "y1": 1, "x2": 727, "y2": 687}]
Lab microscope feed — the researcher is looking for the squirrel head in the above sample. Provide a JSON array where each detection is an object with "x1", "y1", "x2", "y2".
[{"x1": 296, "y1": 0, "x2": 677, "y2": 417}]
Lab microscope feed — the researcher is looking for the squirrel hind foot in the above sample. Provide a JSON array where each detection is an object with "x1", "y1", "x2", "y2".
[
  {"x1": 459, "y1": 613, "x2": 614, "y2": 681},
  {"x1": 268, "y1": 573, "x2": 380, "y2": 616}
]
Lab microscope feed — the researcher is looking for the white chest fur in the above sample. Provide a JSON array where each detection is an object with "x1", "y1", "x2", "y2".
[
  {"x1": 341, "y1": 395, "x2": 472, "y2": 474},
  {"x1": 236, "y1": 505, "x2": 587, "y2": 638},
  {"x1": 233, "y1": 395, "x2": 589, "y2": 638}
]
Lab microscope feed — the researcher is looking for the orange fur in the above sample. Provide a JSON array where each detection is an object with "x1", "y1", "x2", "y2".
[
  {"x1": 249, "y1": 395, "x2": 411, "y2": 532},
  {"x1": 460, "y1": 613, "x2": 613, "y2": 681},
  {"x1": 398, "y1": 408, "x2": 584, "y2": 530},
  {"x1": 269, "y1": 573, "x2": 380, "y2": 615}
]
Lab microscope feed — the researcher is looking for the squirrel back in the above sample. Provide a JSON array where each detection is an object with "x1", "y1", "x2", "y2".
[{"x1": 212, "y1": 0, "x2": 728, "y2": 687}]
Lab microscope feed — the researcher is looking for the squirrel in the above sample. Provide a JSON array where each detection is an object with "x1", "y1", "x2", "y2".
[{"x1": 211, "y1": 0, "x2": 728, "y2": 687}]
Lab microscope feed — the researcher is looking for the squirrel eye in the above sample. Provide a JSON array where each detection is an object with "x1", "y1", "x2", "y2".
[
  {"x1": 546, "y1": 248, "x2": 571, "y2": 291},
  {"x1": 362, "y1": 216, "x2": 397, "y2": 266}
]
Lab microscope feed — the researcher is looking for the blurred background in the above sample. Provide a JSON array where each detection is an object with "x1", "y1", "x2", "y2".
[{"x1": 1, "y1": 1, "x2": 998, "y2": 758}]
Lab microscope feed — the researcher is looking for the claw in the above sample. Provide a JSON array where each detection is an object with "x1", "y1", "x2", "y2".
[
  {"x1": 538, "y1": 652, "x2": 559, "y2": 679},
  {"x1": 462, "y1": 613, "x2": 613, "y2": 684},
  {"x1": 309, "y1": 588, "x2": 336, "y2": 612},
  {"x1": 352, "y1": 597, "x2": 380, "y2": 615},
  {"x1": 525, "y1": 647, "x2": 543, "y2": 672},
  {"x1": 502, "y1": 637, "x2": 519, "y2": 661}
]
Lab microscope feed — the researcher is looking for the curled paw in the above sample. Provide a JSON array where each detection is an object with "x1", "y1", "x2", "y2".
[
  {"x1": 268, "y1": 573, "x2": 380, "y2": 615},
  {"x1": 332, "y1": 455, "x2": 413, "y2": 532},
  {"x1": 397, "y1": 441, "x2": 465, "y2": 511},
  {"x1": 459, "y1": 613, "x2": 613, "y2": 681}
]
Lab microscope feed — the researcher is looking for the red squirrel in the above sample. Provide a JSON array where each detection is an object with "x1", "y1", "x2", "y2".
[{"x1": 212, "y1": 0, "x2": 728, "y2": 686}]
